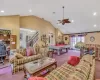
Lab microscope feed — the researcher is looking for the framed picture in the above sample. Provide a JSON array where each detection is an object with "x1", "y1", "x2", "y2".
[{"x1": 90, "y1": 36, "x2": 95, "y2": 42}]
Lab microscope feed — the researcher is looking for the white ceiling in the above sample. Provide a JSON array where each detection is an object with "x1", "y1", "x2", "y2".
[{"x1": 0, "y1": 0, "x2": 100, "y2": 34}]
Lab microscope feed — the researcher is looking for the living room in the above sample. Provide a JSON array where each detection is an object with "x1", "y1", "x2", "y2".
[{"x1": 0, "y1": 0, "x2": 99, "y2": 80}]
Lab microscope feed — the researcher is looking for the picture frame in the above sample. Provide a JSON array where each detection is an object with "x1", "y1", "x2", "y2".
[{"x1": 90, "y1": 36, "x2": 95, "y2": 42}]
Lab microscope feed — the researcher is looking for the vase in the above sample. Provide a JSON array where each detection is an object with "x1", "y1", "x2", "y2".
[{"x1": 80, "y1": 48, "x2": 84, "y2": 58}]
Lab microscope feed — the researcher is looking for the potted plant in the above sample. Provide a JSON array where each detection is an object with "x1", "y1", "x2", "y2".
[{"x1": 75, "y1": 41, "x2": 86, "y2": 58}]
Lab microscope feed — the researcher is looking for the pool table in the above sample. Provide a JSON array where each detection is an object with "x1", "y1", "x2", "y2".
[{"x1": 48, "y1": 45, "x2": 70, "y2": 55}]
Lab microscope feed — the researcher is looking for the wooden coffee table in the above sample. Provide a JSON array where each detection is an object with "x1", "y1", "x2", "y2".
[{"x1": 24, "y1": 57, "x2": 57, "y2": 78}]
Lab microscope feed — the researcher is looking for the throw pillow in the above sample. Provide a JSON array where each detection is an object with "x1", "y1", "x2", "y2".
[
  {"x1": 26, "y1": 47, "x2": 35, "y2": 56},
  {"x1": 67, "y1": 56, "x2": 80, "y2": 66},
  {"x1": 28, "y1": 77, "x2": 47, "y2": 80},
  {"x1": 15, "y1": 53, "x2": 24, "y2": 59},
  {"x1": 10, "y1": 56, "x2": 17, "y2": 63}
]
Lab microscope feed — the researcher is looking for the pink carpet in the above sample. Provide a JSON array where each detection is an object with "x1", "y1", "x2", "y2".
[{"x1": 0, "y1": 50, "x2": 90, "y2": 80}]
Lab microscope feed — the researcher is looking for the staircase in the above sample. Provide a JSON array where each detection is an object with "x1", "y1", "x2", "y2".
[{"x1": 26, "y1": 31, "x2": 39, "y2": 47}]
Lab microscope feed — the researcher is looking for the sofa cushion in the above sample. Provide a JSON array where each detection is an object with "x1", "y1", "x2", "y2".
[
  {"x1": 81, "y1": 54, "x2": 93, "y2": 65},
  {"x1": 45, "y1": 63, "x2": 75, "y2": 80},
  {"x1": 67, "y1": 56, "x2": 80, "y2": 66},
  {"x1": 15, "y1": 53, "x2": 24, "y2": 59},
  {"x1": 13, "y1": 54, "x2": 41, "y2": 66},
  {"x1": 75, "y1": 61, "x2": 90, "y2": 78},
  {"x1": 26, "y1": 47, "x2": 35, "y2": 56},
  {"x1": 68, "y1": 71, "x2": 87, "y2": 80},
  {"x1": 28, "y1": 77, "x2": 46, "y2": 80},
  {"x1": 16, "y1": 48, "x2": 26, "y2": 56}
]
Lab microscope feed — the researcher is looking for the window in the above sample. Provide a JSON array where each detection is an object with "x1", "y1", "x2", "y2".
[{"x1": 70, "y1": 36, "x2": 85, "y2": 49}]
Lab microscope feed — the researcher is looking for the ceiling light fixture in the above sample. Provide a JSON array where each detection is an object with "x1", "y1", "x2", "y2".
[
  {"x1": 1, "y1": 10, "x2": 4, "y2": 13},
  {"x1": 94, "y1": 24, "x2": 97, "y2": 27},
  {"x1": 93, "y1": 12, "x2": 97, "y2": 16},
  {"x1": 29, "y1": 9, "x2": 32, "y2": 12},
  {"x1": 71, "y1": 20, "x2": 74, "y2": 23}
]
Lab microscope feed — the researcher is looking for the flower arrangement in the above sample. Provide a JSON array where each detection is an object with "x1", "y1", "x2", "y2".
[{"x1": 75, "y1": 42, "x2": 86, "y2": 49}]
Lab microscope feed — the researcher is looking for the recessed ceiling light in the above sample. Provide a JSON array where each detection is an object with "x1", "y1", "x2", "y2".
[
  {"x1": 1, "y1": 10, "x2": 4, "y2": 13},
  {"x1": 93, "y1": 12, "x2": 97, "y2": 16},
  {"x1": 53, "y1": 12, "x2": 55, "y2": 14},
  {"x1": 94, "y1": 24, "x2": 97, "y2": 27},
  {"x1": 29, "y1": 9, "x2": 32, "y2": 12},
  {"x1": 71, "y1": 20, "x2": 74, "y2": 23}
]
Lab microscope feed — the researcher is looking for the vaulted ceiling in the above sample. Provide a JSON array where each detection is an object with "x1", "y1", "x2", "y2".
[{"x1": 0, "y1": 0, "x2": 100, "y2": 34}]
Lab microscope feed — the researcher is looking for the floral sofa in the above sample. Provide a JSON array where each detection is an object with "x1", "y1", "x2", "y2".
[
  {"x1": 9, "y1": 48, "x2": 42, "y2": 74},
  {"x1": 45, "y1": 54, "x2": 95, "y2": 80}
]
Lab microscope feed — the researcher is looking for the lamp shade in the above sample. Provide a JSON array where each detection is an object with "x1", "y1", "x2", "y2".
[{"x1": 75, "y1": 42, "x2": 86, "y2": 49}]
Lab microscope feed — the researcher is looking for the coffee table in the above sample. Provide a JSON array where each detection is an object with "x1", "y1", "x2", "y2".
[{"x1": 24, "y1": 57, "x2": 57, "y2": 78}]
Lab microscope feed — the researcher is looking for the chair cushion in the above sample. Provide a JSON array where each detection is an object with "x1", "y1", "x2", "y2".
[{"x1": 67, "y1": 56, "x2": 80, "y2": 66}]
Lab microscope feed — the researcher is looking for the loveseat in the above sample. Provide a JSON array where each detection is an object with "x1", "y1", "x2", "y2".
[
  {"x1": 9, "y1": 48, "x2": 42, "y2": 74},
  {"x1": 45, "y1": 54, "x2": 95, "y2": 80}
]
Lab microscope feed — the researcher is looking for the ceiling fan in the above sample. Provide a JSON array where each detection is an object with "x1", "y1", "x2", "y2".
[{"x1": 58, "y1": 6, "x2": 71, "y2": 25}]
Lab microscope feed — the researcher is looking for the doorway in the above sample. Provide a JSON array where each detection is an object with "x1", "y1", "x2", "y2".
[
  {"x1": 48, "y1": 33, "x2": 54, "y2": 45},
  {"x1": 0, "y1": 29, "x2": 11, "y2": 66}
]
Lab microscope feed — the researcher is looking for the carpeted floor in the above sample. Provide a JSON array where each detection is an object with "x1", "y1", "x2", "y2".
[
  {"x1": 0, "y1": 50, "x2": 99, "y2": 80},
  {"x1": 0, "y1": 50, "x2": 80, "y2": 80}
]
